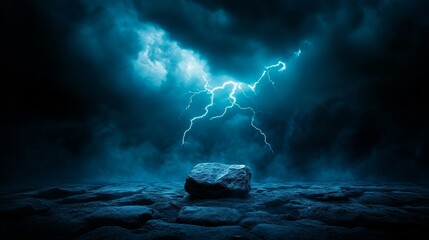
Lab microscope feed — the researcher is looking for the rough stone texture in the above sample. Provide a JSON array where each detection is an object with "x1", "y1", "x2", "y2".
[
  {"x1": 177, "y1": 206, "x2": 241, "y2": 226},
  {"x1": 185, "y1": 163, "x2": 251, "y2": 198},
  {"x1": 1, "y1": 182, "x2": 429, "y2": 239},
  {"x1": 79, "y1": 226, "x2": 139, "y2": 240},
  {"x1": 34, "y1": 187, "x2": 86, "y2": 200},
  {"x1": 85, "y1": 206, "x2": 154, "y2": 229},
  {"x1": 134, "y1": 220, "x2": 260, "y2": 240},
  {"x1": 251, "y1": 220, "x2": 381, "y2": 240},
  {"x1": 0, "y1": 198, "x2": 53, "y2": 220}
]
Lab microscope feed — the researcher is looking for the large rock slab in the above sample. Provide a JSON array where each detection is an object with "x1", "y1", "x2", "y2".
[
  {"x1": 33, "y1": 187, "x2": 86, "y2": 200},
  {"x1": 240, "y1": 210, "x2": 296, "y2": 227},
  {"x1": 85, "y1": 206, "x2": 154, "y2": 229},
  {"x1": 136, "y1": 220, "x2": 260, "y2": 240},
  {"x1": 177, "y1": 206, "x2": 241, "y2": 226},
  {"x1": 251, "y1": 220, "x2": 381, "y2": 240},
  {"x1": 185, "y1": 163, "x2": 251, "y2": 198},
  {"x1": 0, "y1": 198, "x2": 52, "y2": 220},
  {"x1": 79, "y1": 226, "x2": 139, "y2": 240}
]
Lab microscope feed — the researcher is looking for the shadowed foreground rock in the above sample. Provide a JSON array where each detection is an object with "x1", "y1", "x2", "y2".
[{"x1": 184, "y1": 163, "x2": 251, "y2": 198}]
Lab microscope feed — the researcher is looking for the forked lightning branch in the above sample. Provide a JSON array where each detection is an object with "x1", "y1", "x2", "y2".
[{"x1": 181, "y1": 56, "x2": 298, "y2": 153}]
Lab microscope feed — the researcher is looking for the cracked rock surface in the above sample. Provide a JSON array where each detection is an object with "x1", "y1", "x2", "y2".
[
  {"x1": 1, "y1": 182, "x2": 429, "y2": 239},
  {"x1": 185, "y1": 163, "x2": 251, "y2": 198}
]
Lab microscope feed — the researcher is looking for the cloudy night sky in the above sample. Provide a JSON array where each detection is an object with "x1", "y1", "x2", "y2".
[{"x1": 1, "y1": 0, "x2": 428, "y2": 184}]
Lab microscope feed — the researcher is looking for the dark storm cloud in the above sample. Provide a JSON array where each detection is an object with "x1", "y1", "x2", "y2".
[
  {"x1": 1, "y1": 0, "x2": 428, "y2": 183},
  {"x1": 132, "y1": 0, "x2": 381, "y2": 77}
]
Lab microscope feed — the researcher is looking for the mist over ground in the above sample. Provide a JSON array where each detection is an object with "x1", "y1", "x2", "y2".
[{"x1": 1, "y1": 0, "x2": 428, "y2": 183}]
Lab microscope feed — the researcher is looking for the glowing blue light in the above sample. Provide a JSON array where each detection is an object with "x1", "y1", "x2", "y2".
[
  {"x1": 294, "y1": 49, "x2": 301, "y2": 57},
  {"x1": 181, "y1": 55, "x2": 299, "y2": 153}
]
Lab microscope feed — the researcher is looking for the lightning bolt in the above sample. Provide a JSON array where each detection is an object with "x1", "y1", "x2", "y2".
[
  {"x1": 248, "y1": 61, "x2": 286, "y2": 93},
  {"x1": 181, "y1": 58, "x2": 294, "y2": 153}
]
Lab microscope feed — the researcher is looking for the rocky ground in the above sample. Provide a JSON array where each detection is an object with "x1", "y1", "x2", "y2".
[{"x1": 1, "y1": 182, "x2": 429, "y2": 239}]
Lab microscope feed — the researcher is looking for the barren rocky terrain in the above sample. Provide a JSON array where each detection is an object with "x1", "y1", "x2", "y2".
[{"x1": 1, "y1": 182, "x2": 429, "y2": 239}]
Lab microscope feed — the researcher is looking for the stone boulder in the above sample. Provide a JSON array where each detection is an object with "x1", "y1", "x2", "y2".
[{"x1": 184, "y1": 163, "x2": 251, "y2": 198}]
